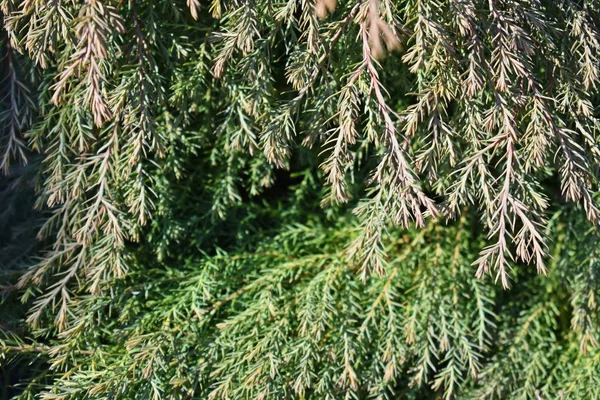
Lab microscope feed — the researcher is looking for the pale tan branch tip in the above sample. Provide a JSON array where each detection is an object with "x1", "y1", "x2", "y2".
[{"x1": 315, "y1": 0, "x2": 338, "y2": 20}]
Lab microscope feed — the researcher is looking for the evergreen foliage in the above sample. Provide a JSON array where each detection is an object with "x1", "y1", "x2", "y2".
[{"x1": 1, "y1": 0, "x2": 600, "y2": 398}]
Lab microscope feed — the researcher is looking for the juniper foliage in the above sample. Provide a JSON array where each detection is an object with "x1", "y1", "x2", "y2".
[{"x1": 1, "y1": 0, "x2": 600, "y2": 399}]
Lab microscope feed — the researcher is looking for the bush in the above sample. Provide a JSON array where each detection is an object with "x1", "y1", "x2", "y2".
[{"x1": 1, "y1": 1, "x2": 599, "y2": 398}]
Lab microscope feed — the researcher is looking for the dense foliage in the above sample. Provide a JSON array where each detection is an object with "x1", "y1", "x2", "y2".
[{"x1": 1, "y1": 0, "x2": 600, "y2": 398}]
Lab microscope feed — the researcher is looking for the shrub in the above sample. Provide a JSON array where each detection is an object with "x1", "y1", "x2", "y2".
[{"x1": 1, "y1": 1, "x2": 599, "y2": 398}]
